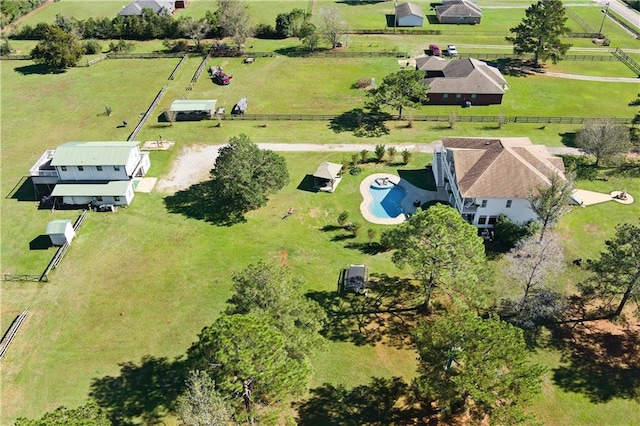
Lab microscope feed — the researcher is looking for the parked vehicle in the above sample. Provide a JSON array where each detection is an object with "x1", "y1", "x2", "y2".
[
  {"x1": 429, "y1": 44, "x2": 441, "y2": 56},
  {"x1": 209, "y1": 66, "x2": 232, "y2": 85},
  {"x1": 446, "y1": 45, "x2": 458, "y2": 56}
]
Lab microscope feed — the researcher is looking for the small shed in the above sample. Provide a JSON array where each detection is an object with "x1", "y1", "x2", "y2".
[
  {"x1": 169, "y1": 100, "x2": 217, "y2": 121},
  {"x1": 232, "y1": 97, "x2": 248, "y2": 114},
  {"x1": 396, "y1": 2, "x2": 424, "y2": 27},
  {"x1": 313, "y1": 162, "x2": 343, "y2": 193},
  {"x1": 46, "y1": 220, "x2": 75, "y2": 246},
  {"x1": 344, "y1": 264, "x2": 369, "y2": 293}
]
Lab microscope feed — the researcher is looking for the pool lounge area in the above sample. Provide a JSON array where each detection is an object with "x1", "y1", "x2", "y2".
[{"x1": 360, "y1": 173, "x2": 436, "y2": 225}]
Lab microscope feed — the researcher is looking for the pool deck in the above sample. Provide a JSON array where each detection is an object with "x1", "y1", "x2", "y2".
[{"x1": 360, "y1": 173, "x2": 442, "y2": 225}]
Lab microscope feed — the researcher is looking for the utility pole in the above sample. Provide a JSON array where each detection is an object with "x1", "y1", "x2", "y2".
[
  {"x1": 394, "y1": 1, "x2": 398, "y2": 34},
  {"x1": 598, "y1": 2, "x2": 610, "y2": 37}
]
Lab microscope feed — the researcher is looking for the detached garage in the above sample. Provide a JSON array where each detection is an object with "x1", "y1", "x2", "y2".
[{"x1": 395, "y1": 2, "x2": 424, "y2": 27}]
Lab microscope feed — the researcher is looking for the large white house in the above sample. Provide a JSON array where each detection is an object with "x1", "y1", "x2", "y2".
[
  {"x1": 432, "y1": 137, "x2": 566, "y2": 228},
  {"x1": 30, "y1": 141, "x2": 150, "y2": 207}
]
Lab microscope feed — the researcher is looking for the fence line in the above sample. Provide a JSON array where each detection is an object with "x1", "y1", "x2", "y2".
[
  {"x1": 128, "y1": 85, "x2": 167, "y2": 141},
  {"x1": 168, "y1": 54, "x2": 188, "y2": 80},
  {"x1": 87, "y1": 55, "x2": 107, "y2": 66},
  {"x1": 106, "y1": 52, "x2": 186, "y2": 59},
  {"x1": 612, "y1": 47, "x2": 640, "y2": 76},
  {"x1": 0, "y1": 309, "x2": 29, "y2": 360},
  {"x1": 607, "y1": 10, "x2": 640, "y2": 38},
  {"x1": 566, "y1": 8, "x2": 597, "y2": 34},
  {"x1": 219, "y1": 113, "x2": 633, "y2": 124},
  {"x1": 0, "y1": 54, "x2": 31, "y2": 60},
  {"x1": 2, "y1": 274, "x2": 40, "y2": 282}
]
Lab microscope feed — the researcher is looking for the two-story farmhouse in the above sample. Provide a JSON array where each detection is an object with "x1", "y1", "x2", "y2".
[
  {"x1": 432, "y1": 137, "x2": 566, "y2": 228},
  {"x1": 30, "y1": 141, "x2": 150, "y2": 207}
]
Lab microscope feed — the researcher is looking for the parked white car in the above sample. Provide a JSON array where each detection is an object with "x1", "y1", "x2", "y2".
[{"x1": 446, "y1": 45, "x2": 458, "y2": 56}]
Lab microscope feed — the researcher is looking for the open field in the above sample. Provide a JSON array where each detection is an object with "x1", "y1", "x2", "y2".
[{"x1": 2, "y1": 4, "x2": 640, "y2": 423}]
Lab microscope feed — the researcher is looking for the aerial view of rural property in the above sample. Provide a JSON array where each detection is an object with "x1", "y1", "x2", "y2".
[{"x1": 1, "y1": 0, "x2": 639, "y2": 424}]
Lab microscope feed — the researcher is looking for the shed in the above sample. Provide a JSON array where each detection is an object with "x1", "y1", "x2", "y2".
[
  {"x1": 313, "y1": 162, "x2": 343, "y2": 192},
  {"x1": 344, "y1": 264, "x2": 369, "y2": 293},
  {"x1": 396, "y1": 2, "x2": 424, "y2": 27},
  {"x1": 168, "y1": 100, "x2": 217, "y2": 121},
  {"x1": 46, "y1": 220, "x2": 75, "y2": 246}
]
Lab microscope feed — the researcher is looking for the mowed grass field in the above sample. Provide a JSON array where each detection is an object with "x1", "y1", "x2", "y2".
[{"x1": 2, "y1": 10, "x2": 640, "y2": 423}]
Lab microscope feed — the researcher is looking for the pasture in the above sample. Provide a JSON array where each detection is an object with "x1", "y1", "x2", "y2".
[{"x1": 2, "y1": 1, "x2": 640, "y2": 422}]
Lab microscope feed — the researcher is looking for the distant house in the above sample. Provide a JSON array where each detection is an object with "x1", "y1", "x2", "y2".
[
  {"x1": 118, "y1": 0, "x2": 175, "y2": 16},
  {"x1": 432, "y1": 137, "x2": 567, "y2": 228},
  {"x1": 436, "y1": 0, "x2": 482, "y2": 25},
  {"x1": 312, "y1": 162, "x2": 343, "y2": 192},
  {"x1": 415, "y1": 56, "x2": 508, "y2": 105},
  {"x1": 30, "y1": 141, "x2": 150, "y2": 207},
  {"x1": 167, "y1": 99, "x2": 217, "y2": 121},
  {"x1": 395, "y1": 2, "x2": 424, "y2": 27}
]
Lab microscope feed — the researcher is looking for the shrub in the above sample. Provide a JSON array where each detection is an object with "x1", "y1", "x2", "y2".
[
  {"x1": 254, "y1": 23, "x2": 277, "y2": 39},
  {"x1": 401, "y1": 149, "x2": 411, "y2": 165},
  {"x1": 109, "y1": 39, "x2": 134, "y2": 53},
  {"x1": 359, "y1": 149, "x2": 368, "y2": 163},
  {"x1": 163, "y1": 38, "x2": 189, "y2": 52},
  {"x1": 494, "y1": 215, "x2": 539, "y2": 248},
  {"x1": 346, "y1": 221, "x2": 361, "y2": 237},
  {"x1": 374, "y1": 144, "x2": 386, "y2": 162},
  {"x1": 349, "y1": 165, "x2": 362, "y2": 175},
  {"x1": 355, "y1": 77, "x2": 372, "y2": 89},
  {"x1": 337, "y1": 211, "x2": 349, "y2": 227},
  {"x1": 83, "y1": 39, "x2": 102, "y2": 54}
]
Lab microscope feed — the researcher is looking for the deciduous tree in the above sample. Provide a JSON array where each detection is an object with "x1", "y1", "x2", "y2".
[
  {"x1": 210, "y1": 134, "x2": 289, "y2": 224},
  {"x1": 217, "y1": 0, "x2": 253, "y2": 50},
  {"x1": 187, "y1": 314, "x2": 311, "y2": 424},
  {"x1": 585, "y1": 222, "x2": 640, "y2": 317},
  {"x1": 176, "y1": 370, "x2": 233, "y2": 426},
  {"x1": 413, "y1": 310, "x2": 545, "y2": 424},
  {"x1": 225, "y1": 262, "x2": 326, "y2": 360},
  {"x1": 316, "y1": 6, "x2": 348, "y2": 48},
  {"x1": 527, "y1": 172, "x2": 573, "y2": 242},
  {"x1": 506, "y1": 0, "x2": 572, "y2": 66},
  {"x1": 30, "y1": 24, "x2": 83, "y2": 71},
  {"x1": 179, "y1": 17, "x2": 211, "y2": 49},
  {"x1": 576, "y1": 118, "x2": 632, "y2": 167},
  {"x1": 381, "y1": 204, "x2": 488, "y2": 312},
  {"x1": 366, "y1": 69, "x2": 429, "y2": 118},
  {"x1": 15, "y1": 402, "x2": 110, "y2": 426}
]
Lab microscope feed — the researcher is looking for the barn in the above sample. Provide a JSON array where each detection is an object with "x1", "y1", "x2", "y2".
[{"x1": 395, "y1": 2, "x2": 424, "y2": 27}]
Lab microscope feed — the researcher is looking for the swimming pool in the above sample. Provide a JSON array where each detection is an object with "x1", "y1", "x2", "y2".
[{"x1": 369, "y1": 184, "x2": 407, "y2": 219}]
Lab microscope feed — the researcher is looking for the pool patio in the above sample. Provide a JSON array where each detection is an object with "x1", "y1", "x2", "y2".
[{"x1": 360, "y1": 173, "x2": 443, "y2": 225}]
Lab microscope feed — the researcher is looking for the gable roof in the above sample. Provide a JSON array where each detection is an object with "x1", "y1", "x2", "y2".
[
  {"x1": 119, "y1": 0, "x2": 174, "y2": 16},
  {"x1": 436, "y1": 0, "x2": 482, "y2": 18},
  {"x1": 51, "y1": 142, "x2": 139, "y2": 166},
  {"x1": 416, "y1": 56, "x2": 507, "y2": 94},
  {"x1": 396, "y1": 2, "x2": 423, "y2": 18},
  {"x1": 45, "y1": 220, "x2": 73, "y2": 235},
  {"x1": 442, "y1": 137, "x2": 566, "y2": 198},
  {"x1": 170, "y1": 99, "x2": 217, "y2": 112},
  {"x1": 313, "y1": 162, "x2": 342, "y2": 180}
]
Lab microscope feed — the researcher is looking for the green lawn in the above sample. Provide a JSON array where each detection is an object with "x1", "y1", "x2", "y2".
[{"x1": 2, "y1": 24, "x2": 640, "y2": 424}]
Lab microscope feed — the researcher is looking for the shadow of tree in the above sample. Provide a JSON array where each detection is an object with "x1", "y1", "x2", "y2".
[
  {"x1": 328, "y1": 109, "x2": 391, "y2": 137},
  {"x1": 550, "y1": 321, "x2": 640, "y2": 403},
  {"x1": 273, "y1": 46, "x2": 332, "y2": 57},
  {"x1": 295, "y1": 377, "x2": 426, "y2": 426},
  {"x1": 163, "y1": 181, "x2": 245, "y2": 226},
  {"x1": 559, "y1": 131, "x2": 576, "y2": 148},
  {"x1": 14, "y1": 63, "x2": 59, "y2": 75},
  {"x1": 306, "y1": 274, "x2": 420, "y2": 348},
  {"x1": 560, "y1": 155, "x2": 599, "y2": 180},
  {"x1": 487, "y1": 58, "x2": 533, "y2": 78},
  {"x1": 343, "y1": 241, "x2": 388, "y2": 255},
  {"x1": 90, "y1": 355, "x2": 189, "y2": 425}
]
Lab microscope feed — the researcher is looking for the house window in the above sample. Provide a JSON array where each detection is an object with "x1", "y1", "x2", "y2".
[
  {"x1": 61, "y1": 166, "x2": 67, "y2": 171},
  {"x1": 114, "y1": 196, "x2": 120, "y2": 202},
  {"x1": 471, "y1": 94, "x2": 477, "y2": 100},
  {"x1": 114, "y1": 166, "x2": 120, "y2": 171},
  {"x1": 96, "y1": 196, "x2": 103, "y2": 201},
  {"x1": 97, "y1": 166, "x2": 103, "y2": 171},
  {"x1": 478, "y1": 216, "x2": 487, "y2": 225},
  {"x1": 78, "y1": 166, "x2": 84, "y2": 171},
  {"x1": 506, "y1": 199, "x2": 512, "y2": 208},
  {"x1": 443, "y1": 93, "x2": 449, "y2": 100},
  {"x1": 488, "y1": 216, "x2": 498, "y2": 225},
  {"x1": 455, "y1": 93, "x2": 462, "y2": 100},
  {"x1": 481, "y1": 199, "x2": 487, "y2": 208}
]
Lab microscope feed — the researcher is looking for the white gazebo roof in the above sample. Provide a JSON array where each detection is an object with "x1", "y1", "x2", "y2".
[{"x1": 313, "y1": 162, "x2": 342, "y2": 180}]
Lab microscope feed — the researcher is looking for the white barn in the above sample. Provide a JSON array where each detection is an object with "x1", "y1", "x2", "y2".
[
  {"x1": 395, "y1": 2, "x2": 424, "y2": 27},
  {"x1": 433, "y1": 137, "x2": 567, "y2": 228}
]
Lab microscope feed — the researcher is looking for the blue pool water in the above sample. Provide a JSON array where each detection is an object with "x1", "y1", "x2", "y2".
[{"x1": 369, "y1": 184, "x2": 406, "y2": 219}]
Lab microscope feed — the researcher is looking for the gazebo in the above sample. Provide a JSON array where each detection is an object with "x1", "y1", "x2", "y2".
[{"x1": 313, "y1": 162, "x2": 343, "y2": 192}]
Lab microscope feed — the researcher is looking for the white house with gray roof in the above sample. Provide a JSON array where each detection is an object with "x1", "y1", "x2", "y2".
[
  {"x1": 30, "y1": 141, "x2": 150, "y2": 206},
  {"x1": 118, "y1": 0, "x2": 175, "y2": 16},
  {"x1": 433, "y1": 137, "x2": 566, "y2": 228}
]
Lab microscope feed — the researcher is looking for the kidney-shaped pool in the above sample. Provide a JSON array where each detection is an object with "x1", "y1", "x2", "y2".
[{"x1": 369, "y1": 182, "x2": 407, "y2": 219}]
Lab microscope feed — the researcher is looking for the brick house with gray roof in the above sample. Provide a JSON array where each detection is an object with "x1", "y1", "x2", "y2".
[{"x1": 415, "y1": 56, "x2": 508, "y2": 105}]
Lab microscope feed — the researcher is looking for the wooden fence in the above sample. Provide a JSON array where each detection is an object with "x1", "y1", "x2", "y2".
[
  {"x1": 39, "y1": 209, "x2": 89, "y2": 282},
  {"x1": 128, "y1": 85, "x2": 167, "y2": 141},
  {"x1": 220, "y1": 113, "x2": 633, "y2": 125},
  {"x1": 0, "y1": 309, "x2": 29, "y2": 360},
  {"x1": 3, "y1": 274, "x2": 40, "y2": 282},
  {"x1": 168, "y1": 54, "x2": 188, "y2": 80},
  {"x1": 612, "y1": 48, "x2": 640, "y2": 76}
]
